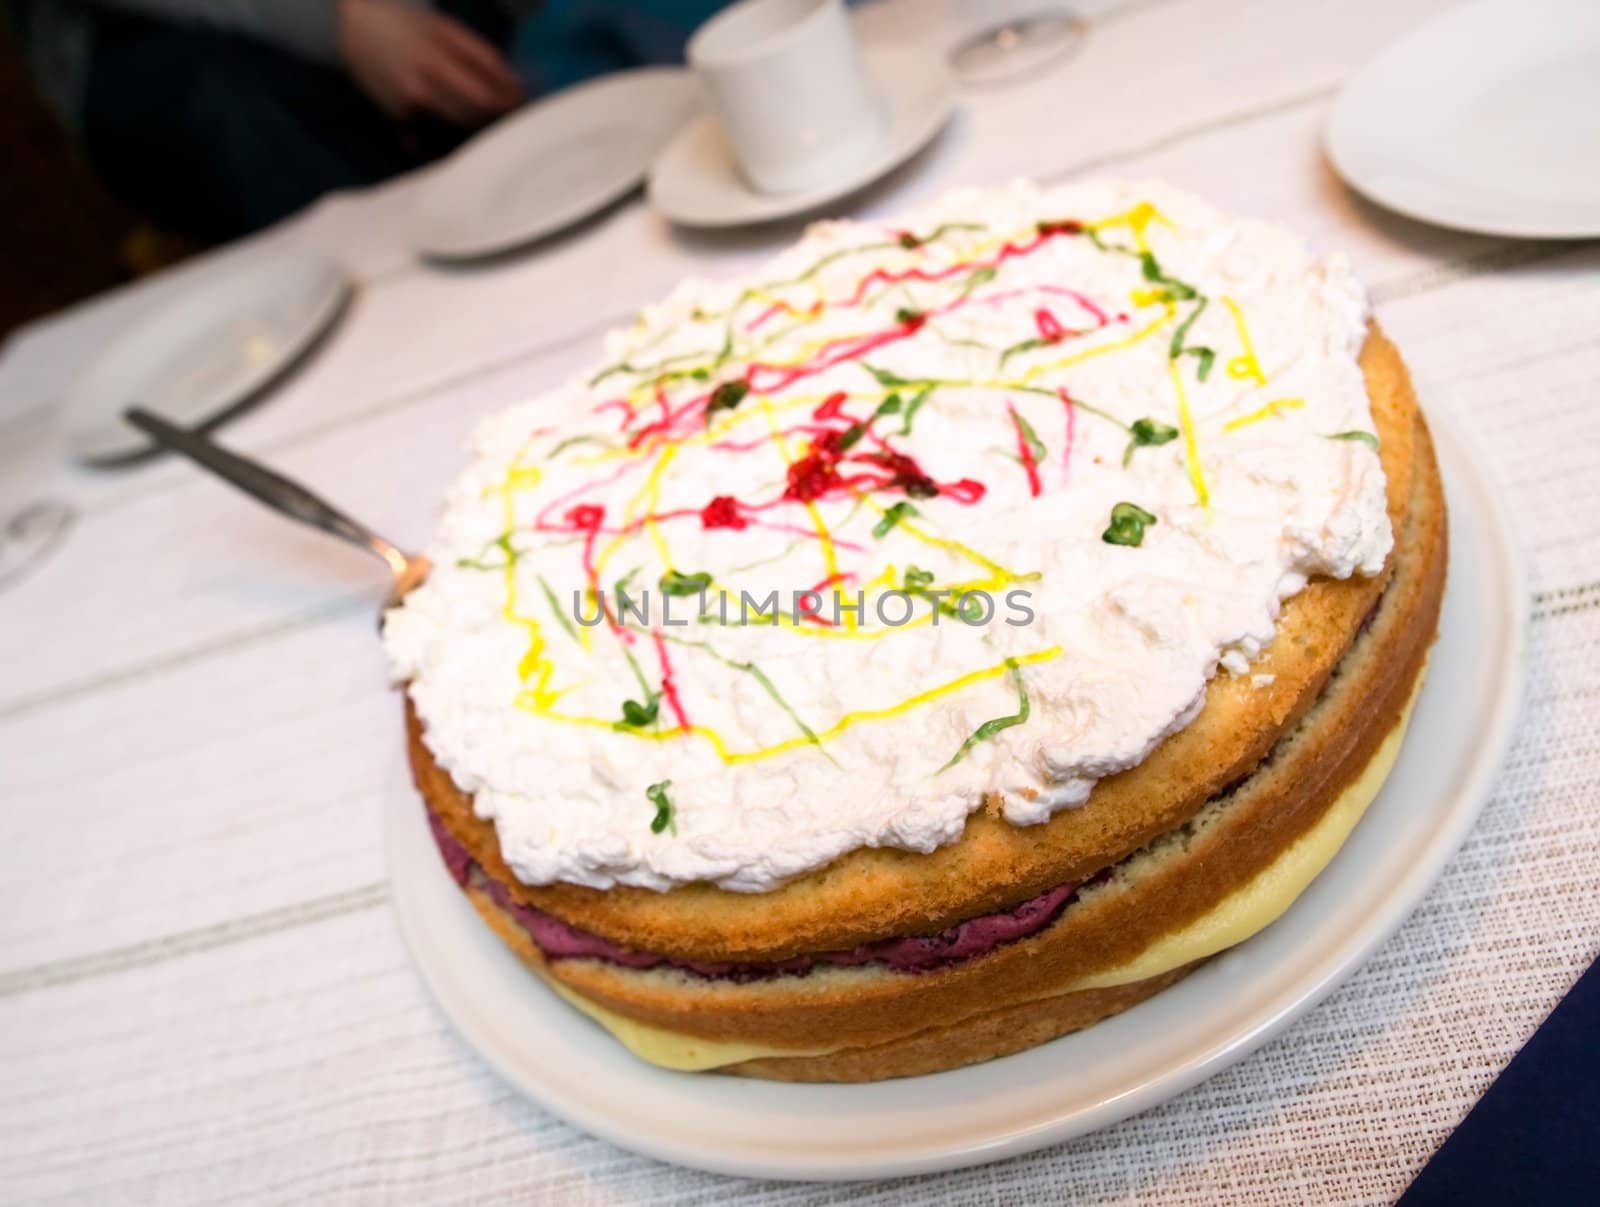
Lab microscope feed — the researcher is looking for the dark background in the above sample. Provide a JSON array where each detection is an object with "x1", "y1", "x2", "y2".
[{"x1": 0, "y1": 31, "x2": 161, "y2": 341}]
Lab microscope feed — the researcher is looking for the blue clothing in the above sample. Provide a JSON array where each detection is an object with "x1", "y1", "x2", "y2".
[
  {"x1": 11, "y1": 0, "x2": 732, "y2": 240},
  {"x1": 513, "y1": 0, "x2": 726, "y2": 92},
  {"x1": 4, "y1": 0, "x2": 352, "y2": 128},
  {"x1": 79, "y1": 2, "x2": 511, "y2": 240},
  {"x1": 1400, "y1": 957, "x2": 1600, "y2": 1205}
]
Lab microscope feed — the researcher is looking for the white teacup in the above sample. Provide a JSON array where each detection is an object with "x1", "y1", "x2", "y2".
[{"x1": 687, "y1": 0, "x2": 888, "y2": 196}]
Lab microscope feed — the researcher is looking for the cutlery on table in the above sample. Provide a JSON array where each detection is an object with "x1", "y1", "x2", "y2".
[{"x1": 124, "y1": 407, "x2": 429, "y2": 615}]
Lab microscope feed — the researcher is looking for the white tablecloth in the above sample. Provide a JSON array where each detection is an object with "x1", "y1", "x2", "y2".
[{"x1": 2, "y1": 0, "x2": 1597, "y2": 1201}]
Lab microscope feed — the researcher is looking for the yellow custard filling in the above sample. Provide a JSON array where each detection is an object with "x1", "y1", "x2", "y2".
[
  {"x1": 1071, "y1": 667, "x2": 1422, "y2": 991},
  {"x1": 550, "y1": 670, "x2": 1424, "y2": 1071}
]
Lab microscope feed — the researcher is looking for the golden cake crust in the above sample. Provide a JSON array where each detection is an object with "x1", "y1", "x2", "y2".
[
  {"x1": 726, "y1": 963, "x2": 1204, "y2": 1082},
  {"x1": 451, "y1": 416, "x2": 1442, "y2": 1060},
  {"x1": 409, "y1": 325, "x2": 1429, "y2": 963}
]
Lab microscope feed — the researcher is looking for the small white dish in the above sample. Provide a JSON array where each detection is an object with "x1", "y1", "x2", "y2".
[
  {"x1": 388, "y1": 410, "x2": 1526, "y2": 1181},
  {"x1": 1327, "y1": 0, "x2": 1600, "y2": 238},
  {"x1": 62, "y1": 254, "x2": 349, "y2": 465},
  {"x1": 412, "y1": 69, "x2": 700, "y2": 261},
  {"x1": 648, "y1": 46, "x2": 955, "y2": 228}
]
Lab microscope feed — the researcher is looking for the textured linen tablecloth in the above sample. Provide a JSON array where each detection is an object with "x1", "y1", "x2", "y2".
[{"x1": 2, "y1": 0, "x2": 1597, "y2": 1201}]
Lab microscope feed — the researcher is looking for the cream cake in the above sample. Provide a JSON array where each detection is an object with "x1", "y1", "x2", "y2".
[{"x1": 384, "y1": 180, "x2": 1446, "y2": 1080}]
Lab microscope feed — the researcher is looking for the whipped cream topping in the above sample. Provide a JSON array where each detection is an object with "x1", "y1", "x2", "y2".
[{"x1": 384, "y1": 180, "x2": 1392, "y2": 893}]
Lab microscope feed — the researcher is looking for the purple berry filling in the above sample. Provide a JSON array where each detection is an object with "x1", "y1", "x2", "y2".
[{"x1": 427, "y1": 806, "x2": 1096, "y2": 981}]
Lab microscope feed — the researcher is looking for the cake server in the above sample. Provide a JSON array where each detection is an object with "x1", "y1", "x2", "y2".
[{"x1": 124, "y1": 407, "x2": 429, "y2": 616}]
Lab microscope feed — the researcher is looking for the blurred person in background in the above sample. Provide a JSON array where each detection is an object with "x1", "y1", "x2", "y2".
[
  {"x1": 4, "y1": 0, "x2": 528, "y2": 243},
  {"x1": 1, "y1": 0, "x2": 729, "y2": 245}
]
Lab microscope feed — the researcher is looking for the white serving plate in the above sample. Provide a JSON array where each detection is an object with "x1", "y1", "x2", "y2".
[
  {"x1": 62, "y1": 253, "x2": 349, "y2": 464},
  {"x1": 412, "y1": 68, "x2": 699, "y2": 260},
  {"x1": 389, "y1": 408, "x2": 1526, "y2": 1180},
  {"x1": 1327, "y1": 0, "x2": 1600, "y2": 238}
]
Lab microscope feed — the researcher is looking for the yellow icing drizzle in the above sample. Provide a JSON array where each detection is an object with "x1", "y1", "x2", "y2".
[
  {"x1": 1221, "y1": 295, "x2": 1268, "y2": 386},
  {"x1": 1168, "y1": 359, "x2": 1211, "y2": 510},
  {"x1": 1224, "y1": 396, "x2": 1306, "y2": 433},
  {"x1": 537, "y1": 645, "x2": 1064, "y2": 765}
]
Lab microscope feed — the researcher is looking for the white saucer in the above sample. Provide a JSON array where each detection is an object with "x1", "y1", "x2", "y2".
[
  {"x1": 1327, "y1": 0, "x2": 1600, "y2": 238},
  {"x1": 387, "y1": 409, "x2": 1525, "y2": 1181},
  {"x1": 412, "y1": 69, "x2": 700, "y2": 260},
  {"x1": 648, "y1": 47, "x2": 955, "y2": 228},
  {"x1": 63, "y1": 253, "x2": 349, "y2": 465}
]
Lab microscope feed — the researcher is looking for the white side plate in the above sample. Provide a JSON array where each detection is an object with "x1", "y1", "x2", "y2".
[
  {"x1": 388, "y1": 408, "x2": 1526, "y2": 1181},
  {"x1": 1327, "y1": 0, "x2": 1600, "y2": 238},
  {"x1": 412, "y1": 69, "x2": 699, "y2": 261},
  {"x1": 63, "y1": 253, "x2": 349, "y2": 465}
]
